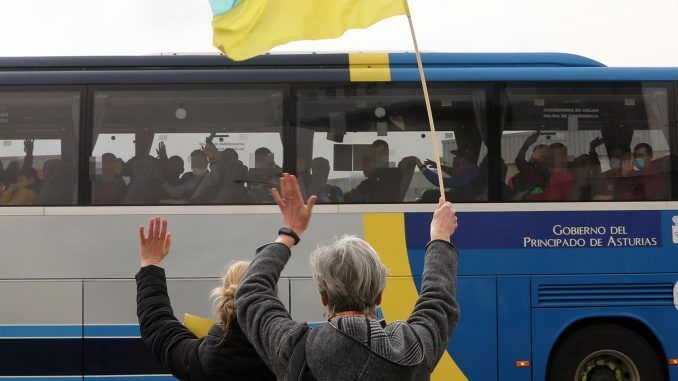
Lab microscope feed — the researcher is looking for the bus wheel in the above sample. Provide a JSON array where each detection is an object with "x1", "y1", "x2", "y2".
[{"x1": 548, "y1": 324, "x2": 664, "y2": 381}]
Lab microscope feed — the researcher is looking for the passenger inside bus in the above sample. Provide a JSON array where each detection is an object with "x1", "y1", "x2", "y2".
[
  {"x1": 588, "y1": 141, "x2": 663, "y2": 202},
  {"x1": 38, "y1": 159, "x2": 75, "y2": 205},
  {"x1": 569, "y1": 154, "x2": 594, "y2": 201},
  {"x1": 212, "y1": 148, "x2": 251, "y2": 204},
  {"x1": 92, "y1": 153, "x2": 127, "y2": 205},
  {"x1": 632, "y1": 143, "x2": 663, "y2": 199},
  {"x1": 506, "y1": 130, "x2": 669, "y2": 203},
  {"x1": 0, "y1": 167, "x2": 39, "y2": 205},
  {"x1": 510, "y1": 132, "x2": 551, "y2": 195},
  {"x1": 308, "y1": 157, "x2": 344, "y2": 203},
  {"x1": 372, "y1": 139, "x2": 390, "y2": 168},
  {"x1": 414, "y1": 148, "x2": 481, "y2": 202},
  {"x1": 147, "y1": 138, "x2": 269, "y2": 205},
  {"x1": 523, "y1": 143, "x2": 574, "y2": 201},
  {"x1": 1, "y1": 161, "x2": 21, "y2": 191},
  {"x1": 156, "y1": 142, "x2": 187, "y2": 187},
  {"x1": 344, "y1": 141, "x2": 401, "y2": 203},
  {"x1": 158, "y1": 149, "x2": 210, "y2": 203},
  {"x1": 247, "y1": 147, "x2": 282, "y2": 204},
  {"x1": 0, "y1": 140, "x2": 37, "y2": 205},
  {"x1": 119, "y1": 133, "x2": 164, "y2": 205}
]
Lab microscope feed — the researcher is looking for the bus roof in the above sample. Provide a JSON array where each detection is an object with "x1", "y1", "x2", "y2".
[
  {"x1": 0, "y1": 52, "x2": 605, "y2": 70},
  {"x1": 1, "y1": 53, "x2": 676, "y2": 84}
]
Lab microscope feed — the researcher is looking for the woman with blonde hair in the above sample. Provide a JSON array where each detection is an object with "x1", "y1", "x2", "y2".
[{"x1": 135, "y1": 217, "x2": 275, "y2": 381}]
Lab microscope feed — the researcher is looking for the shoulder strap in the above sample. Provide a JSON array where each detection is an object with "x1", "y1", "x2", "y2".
[{"x1": 283, "y1": 328, "x2": 310, "y2": 381}]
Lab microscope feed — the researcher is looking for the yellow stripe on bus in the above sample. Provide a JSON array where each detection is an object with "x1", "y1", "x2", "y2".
[
  {"x1": 349, "y1": 53, "x2": 392, "y2": 82},
  {"x1": 364, "y1": 213, "x2": 467, "y2": 381}
]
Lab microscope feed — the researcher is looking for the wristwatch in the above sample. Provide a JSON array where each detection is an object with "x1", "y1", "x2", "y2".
[{"x1": 278, "y1": 227, "x2": 300, "y2": 246}]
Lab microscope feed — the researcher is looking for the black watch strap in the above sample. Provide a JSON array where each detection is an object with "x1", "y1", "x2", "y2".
[{"x1": 278, "y1": 227, "x2": 300, "y2": 245}]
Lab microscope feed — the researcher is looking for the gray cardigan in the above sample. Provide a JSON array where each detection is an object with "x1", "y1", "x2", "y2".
[{"x1": 236, "y1": 240, "x2": 460, "y2": 381}]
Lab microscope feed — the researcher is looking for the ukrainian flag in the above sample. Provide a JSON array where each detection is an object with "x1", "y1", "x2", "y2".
[{"x1": 209, "y1": 0, "x2": 408, "y2": 61}]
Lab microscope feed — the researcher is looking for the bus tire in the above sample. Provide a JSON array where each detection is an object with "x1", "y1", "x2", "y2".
[{"x1": 548, "y1": 324, "x2": 664, "y2": 381}]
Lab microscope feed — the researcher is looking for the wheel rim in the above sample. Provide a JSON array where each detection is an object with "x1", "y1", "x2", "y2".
[{"x1": 575, "y1": 350, "x2": 640, "y2": 381}]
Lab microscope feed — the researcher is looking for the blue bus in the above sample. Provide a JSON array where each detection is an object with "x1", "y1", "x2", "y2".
[{"x1": 0, "y1": 53, "x2": 676, "y2": 381}]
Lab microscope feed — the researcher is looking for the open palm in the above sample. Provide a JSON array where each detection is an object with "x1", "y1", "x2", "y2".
[
  {"x1": 271, "y1": 174, "x2": 317, "y2": 238},
  {"x1": 139, "y1": 217, "x2": 172, "y2": 267}
]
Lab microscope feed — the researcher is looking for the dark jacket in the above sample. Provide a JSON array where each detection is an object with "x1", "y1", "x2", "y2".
[
  {"x1": 135, "y1": 265, "x2": 276, "y2": 381},
  {"x1": 236, "y1": 240, "x2": 460, "y2": 381}
]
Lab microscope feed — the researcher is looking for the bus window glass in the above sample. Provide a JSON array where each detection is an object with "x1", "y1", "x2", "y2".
[
  {"x1": 90, "y1": 87, "x2": 285, "y2": 205},
  {"x1": 0, "y1": 91, "x2": 80, "y2": 206},
  {"x1": 501, "y1": 83, "x2": 672, "y2": 202},
  {"x1": 295, "y1": 84, "x2": 489, "y2": 203}
]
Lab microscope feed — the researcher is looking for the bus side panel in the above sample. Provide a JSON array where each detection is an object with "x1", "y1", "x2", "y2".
[
  {"x1": 444, "y1": 276, "x2": 498, "y2": 381},
  {"x1": 497, "y1": 276, "x2": 531, "y2": 381},
  {"x1": 0, "y1": 280, "x2": 83, "y2": 378}
]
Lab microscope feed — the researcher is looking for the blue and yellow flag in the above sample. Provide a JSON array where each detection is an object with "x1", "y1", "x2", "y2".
[
  {"x1": 184, "y1": 313, "x2": 215, "y2": 338},
  {"x1": 209, "y1": 0, "x2": 408, "y2": 61}
]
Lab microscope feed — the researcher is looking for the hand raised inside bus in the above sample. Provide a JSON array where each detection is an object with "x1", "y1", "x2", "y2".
[
  {"x1": 430, "y1": 197, "x2": 458, "y2": 242},
  {"x1": 139, "y1": 217, "x2": 172, "y2": 267},
  {"x1": 590, "y1": 137, "x2": 605, "y2": 151},
  {"x1": 271, "y1": 174, "x2": 317, "y2": 247},
  {"x1": 156, "y1": 142, "x2": 168, "y2": 161},
  {"x1": 24, "y1": 138, "x2": 34, "y2": 156},
  {"x1": 525, "y1": 131, "x2": 540, "y2": 146}
]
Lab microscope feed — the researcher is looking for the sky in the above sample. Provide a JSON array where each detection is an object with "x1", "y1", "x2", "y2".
[{"x1": 0, "y1": 0, "x2": 676, "y2": 67}]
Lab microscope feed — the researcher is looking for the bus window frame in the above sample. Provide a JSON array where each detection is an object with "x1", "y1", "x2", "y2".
[
  {"x1": 0, "y1": 85, "x2": 86, "y2": 206},
  {"x1": 670, "y1": 81, "x2": 678, "y2": 201}
]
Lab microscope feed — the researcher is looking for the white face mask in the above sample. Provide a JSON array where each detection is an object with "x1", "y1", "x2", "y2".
[
  {"x1": 610, "y1": 158, "x2": 622, "y2": 170},
  {"x1": 634, "y1": 158, "x2": 646, "y2": 170},
  {"x1": 192, "y1": 168, "x2": 207, "y2": 176}
]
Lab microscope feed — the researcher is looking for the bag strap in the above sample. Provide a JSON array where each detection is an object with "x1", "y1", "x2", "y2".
[{"x1": 283, "y1": 328, "x2": 310, "y2": 381}]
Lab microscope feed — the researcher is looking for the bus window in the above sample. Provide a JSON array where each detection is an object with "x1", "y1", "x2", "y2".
[
  {"x1": 295, "y1": 84, "x2": 489, "y2": 204},
  {"x1": 501, "y1": 83, "x2": 672, "y2": 202},
  {"x1": 90, "y1": 87, "x2": 286, "y2": 205},
  {"x1": 0, "y1": 91, "x2": 80, "y2": 206}
]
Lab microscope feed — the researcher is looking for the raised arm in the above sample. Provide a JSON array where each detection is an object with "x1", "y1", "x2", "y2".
[
  {"x1": 589, "y1": 137, "x2": 604, "y2": 177},
  {"x1": 236, "y1": 174, "x2": 317, "y2": 378},
  {"x1": 22, "y1": 139, "x2": 34, "y2": 172},
  {"x1": 407, "y1": 199, "x2": 461, "y2": 371},
  {"x1": 135, "y1": 217, "x2": 206, "y2": 380},
  {"x1": 516, "y1": 132, "x2": 539, "y2": 171}
]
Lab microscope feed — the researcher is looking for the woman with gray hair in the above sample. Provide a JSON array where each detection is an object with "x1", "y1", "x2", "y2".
[{"x1": 236, "y1": 174, "x2": 460, "y2": 381}]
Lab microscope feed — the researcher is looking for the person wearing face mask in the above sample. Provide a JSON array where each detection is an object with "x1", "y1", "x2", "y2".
[
  {"x1": 0, "y1": 168, "x2": 40, "y2": 205},
  {"x1": 611, "y1": 152, "x2": 646, "y2": 201},
  {"x1": 592, "y1": 146, "x2": 630, "y2": 201},
  {"x1": 632, "y1": 143, "x2": 662, "y2": 200},
  {"x1": 190, "y1": 149, "x2": 209, "y2": 177}
]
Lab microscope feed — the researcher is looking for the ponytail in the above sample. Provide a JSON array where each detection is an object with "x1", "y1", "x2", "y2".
[{"x1": 211, "y1": 261, "x2": 250, "y2": 333}]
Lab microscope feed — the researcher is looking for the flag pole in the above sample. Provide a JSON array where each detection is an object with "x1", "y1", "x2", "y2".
[{"x1": 404, "y1": 0, "x2": 446, "y2": 201}]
